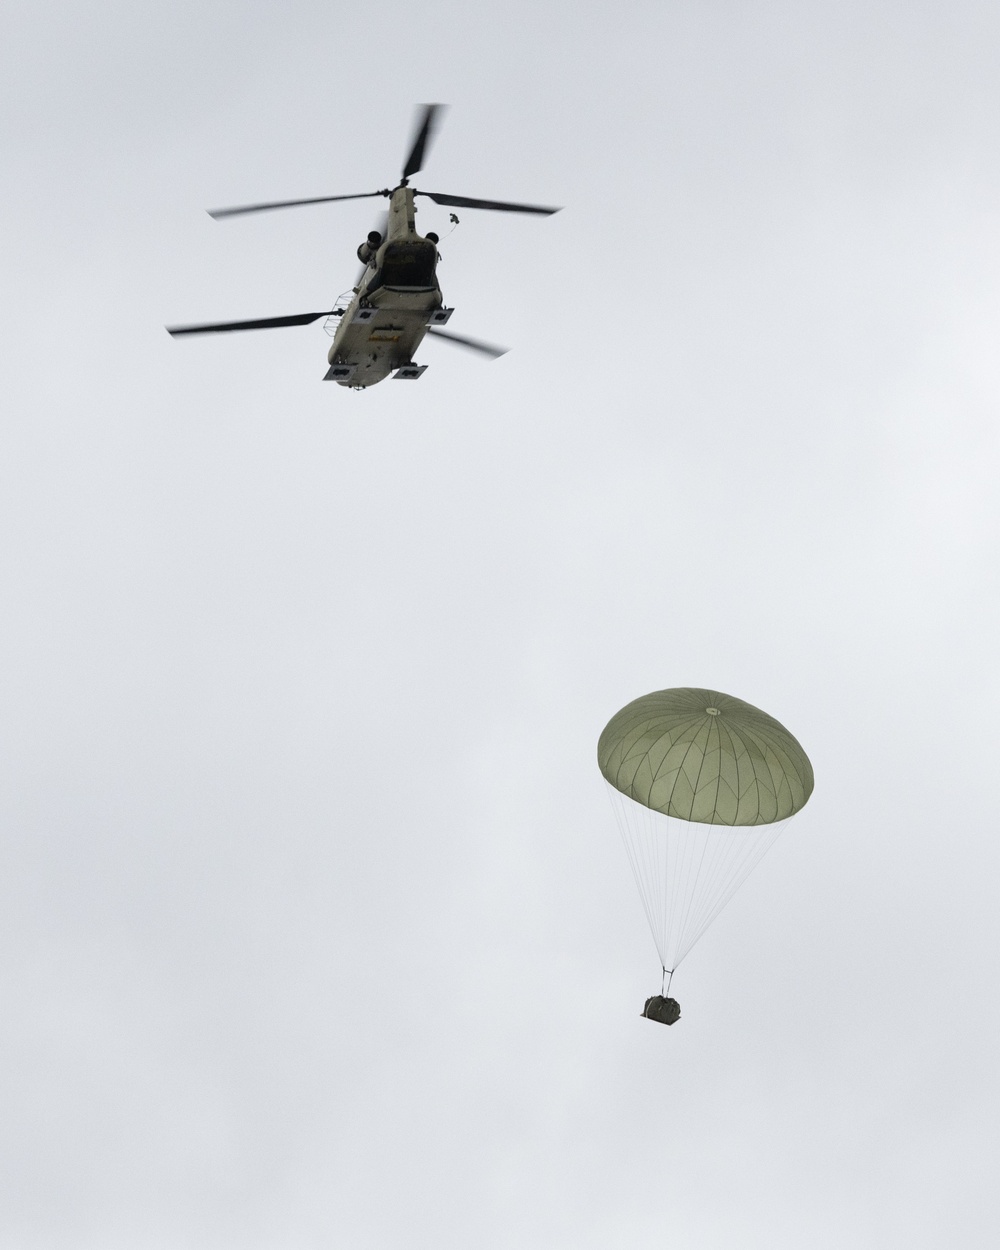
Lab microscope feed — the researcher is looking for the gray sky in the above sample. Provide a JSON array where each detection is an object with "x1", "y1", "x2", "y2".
[{"x1": 2, "y1": 2, "x2": 999, "y2": 1247}]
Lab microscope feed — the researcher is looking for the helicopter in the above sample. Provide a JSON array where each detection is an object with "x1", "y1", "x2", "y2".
[{"x1": 166, "y1": 105, "x2": 561, "y2": 389}]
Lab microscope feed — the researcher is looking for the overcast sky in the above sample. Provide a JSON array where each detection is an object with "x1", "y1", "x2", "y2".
[{"x1": 2, "y1": 3, "x2": 1000, "y2": 1247}]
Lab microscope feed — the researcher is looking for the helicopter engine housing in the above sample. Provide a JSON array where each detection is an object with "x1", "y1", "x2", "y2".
[{"x1": 356, "y1": 230, "x2": 383, "y2": 265}]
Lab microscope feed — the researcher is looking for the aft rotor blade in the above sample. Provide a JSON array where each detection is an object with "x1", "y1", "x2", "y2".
[
  {"x1": 402, "y1": 103, "x2": 444, "y2": 181},
  {"x1": 167, "y1": 311, "x2": 338, "y2": 336},
  {"x1": 208, "y1": 191, "x2": 388, "y2": 220},
  {"x1": 419, "y1": 191, "x2": 561, "y2": 215},
  {"x1": 426, "y1": 327, "x2": 508, "y2": 358}
]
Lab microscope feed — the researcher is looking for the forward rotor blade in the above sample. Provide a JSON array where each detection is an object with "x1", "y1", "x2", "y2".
[
  {"x1": 208, "y1": 191, "x2": 388, "y2": 220},
  {"x1": 426, "y1": 327, "x2": 508, "y2": 358},
  {"x1": 419, "y1": 191, "x2": 561, "y2": 215},
  {"x1": 167, "y1": 311, "x2": 338, "y2": 336},
  {"x1": 402, "y1": 103, "x2": 444, "y2": 181}
]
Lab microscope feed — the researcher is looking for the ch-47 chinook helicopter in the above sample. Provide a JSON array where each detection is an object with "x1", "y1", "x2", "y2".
[{"x1": 167, "y1": 105, "x2": 560, "y2": 388}]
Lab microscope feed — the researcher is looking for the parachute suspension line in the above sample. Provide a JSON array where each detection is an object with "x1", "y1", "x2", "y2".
[
  {"x1": 607, "y1": 783, "x2": 664, "y2": 959},
  {"x1": 678, "y1": 821, "x2": 787, "y2": 957},
  {"x1": 661, "y1": 966, "x2": 674, "y2": 996},
  {"x1": 665, "y1": 816, "x2": 789, "y2": 964},
  {"x1": 669, "y1": 816, "x2": 713, "y2": 968},
  {"x1": 605, "y1": 780, "x2": 796, "y2": 971}
]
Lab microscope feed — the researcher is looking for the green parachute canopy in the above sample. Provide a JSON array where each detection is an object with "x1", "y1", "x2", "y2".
[
  {"x1": 598, "y1": 687, "x2": 813, "y2": 826},
  {"x1": 598, "y1": 688, "x2": 813, "y2": 972}
]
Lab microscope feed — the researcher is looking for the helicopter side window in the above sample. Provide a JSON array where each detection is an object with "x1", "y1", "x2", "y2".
[{"x1": 380, "y1": 243, "x2": 437, "y2": 290}]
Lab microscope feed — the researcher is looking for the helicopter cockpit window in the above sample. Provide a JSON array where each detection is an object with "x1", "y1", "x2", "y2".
[{"x1": 380, "y1": 243, "x2": 437, "y2": 290}]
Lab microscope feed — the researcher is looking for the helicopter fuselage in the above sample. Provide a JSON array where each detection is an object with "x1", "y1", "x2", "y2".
[{"x1": 325, "y1": 186, "x2": 445, "y2": 388}]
